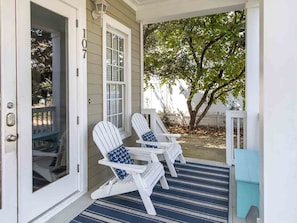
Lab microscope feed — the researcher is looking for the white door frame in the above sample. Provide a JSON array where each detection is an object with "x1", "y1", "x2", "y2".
[{"x1": 0, "y1": 0, "x2": 18, "y2": 222}]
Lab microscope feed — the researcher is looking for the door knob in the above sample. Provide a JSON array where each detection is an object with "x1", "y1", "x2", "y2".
[{"x1": 6, "y1": 134, "x2": 18, "y2": 142}]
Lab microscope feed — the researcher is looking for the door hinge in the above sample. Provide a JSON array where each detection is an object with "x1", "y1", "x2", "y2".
[
  {"x1": 76, "y1": 68, "x2": 79, "y2": 77},
  {"x1": 77, "y1": 164, "x2": 80, "y2": 173},
  {"x1": 77, "y1": 116, "x2": 80, "y2": 125},
  {"x1": 76, "y1": 19, "x2": 78, "y2": 28}
]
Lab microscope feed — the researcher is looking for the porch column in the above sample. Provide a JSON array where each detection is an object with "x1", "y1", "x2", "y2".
[
  {"x1": 245, "y1": 1, "x2": 259, "y2": 151},
  {"x1": 140, "y1": 22, "x2": 144, "y2": 111},
  {"x1": 261, "y1": 0, "x2": 297, "y2": 222}
]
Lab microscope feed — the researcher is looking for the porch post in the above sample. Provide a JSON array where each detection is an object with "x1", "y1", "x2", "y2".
[
  {"x1": 140, "y1": 22, "x2": 144, "y2": 111},
  {"x1": 261, "y1": 0, "x2": 297, "y2": 222},
  {"x1": 245, "y1": 1, "x2": 259, "y2": 151}
]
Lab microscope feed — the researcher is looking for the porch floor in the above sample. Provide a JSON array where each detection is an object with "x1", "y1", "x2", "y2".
[{"x1": 46, "y1": 158, "x2": 245, "y2": 223}]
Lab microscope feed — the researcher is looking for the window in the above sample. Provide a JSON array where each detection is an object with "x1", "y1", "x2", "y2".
[{"x1": 103, "y1": 15, "x2": 131, "y2": 138}]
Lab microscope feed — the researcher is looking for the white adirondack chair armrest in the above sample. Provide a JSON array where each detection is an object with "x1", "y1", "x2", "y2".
[
  {"x1": 156, "y1": 133, "x2": 181, "y2": 139},
  {"x1": 126, "y1": 146, "x2": 165, "y2": 155},
  {"x1": 126, "y1": 147, "x2": 163, "y2": 162},
  {"x1": 136, "y1": 140, "x2": 172, "y2": 148},
  {"x1": 32, "y1": 150, "x2": 58, "y2": 157},
  {"x1": 99, "y1": 159, "x2": 146, "y2": 174}
]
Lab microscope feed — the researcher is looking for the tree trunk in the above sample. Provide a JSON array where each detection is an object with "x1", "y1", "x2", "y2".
[
  {"x1": 195, "y1": 95, "x2": 214, "y2": 127},
  {"x1": 187, "y1": 88, "x2": 209, "y2": 130},
  {"x1": 188, "y1": 111, "x2": 197, "y2": 130}
]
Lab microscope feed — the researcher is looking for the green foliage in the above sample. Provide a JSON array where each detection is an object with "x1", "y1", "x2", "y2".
[
  {"x1": 31, "y1": 29, "x2": 53, "y2": 105},
  {"x1": 144, "y1": 11, "x2": 246, "y2": 129},
  {"x1": 31, "y1": 29, "x2": 53, "y2": 76}
]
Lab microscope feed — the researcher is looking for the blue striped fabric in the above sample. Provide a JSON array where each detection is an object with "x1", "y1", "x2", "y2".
[{"x1": 71, "y1": 162, "x2": 230, "y2": 223}]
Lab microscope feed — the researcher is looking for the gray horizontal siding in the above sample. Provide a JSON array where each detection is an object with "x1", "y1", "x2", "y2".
[{"x1": 86, "y1": 0, "x2": 141, "y2": 190}]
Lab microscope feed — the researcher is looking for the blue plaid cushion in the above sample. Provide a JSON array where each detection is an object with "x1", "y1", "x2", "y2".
[
  {"x1": 142, "y1": 130, "x2": 158, "y2": 148},
  {"x1": 108, "y1": 144, "x2": 133, "y2": 180}
]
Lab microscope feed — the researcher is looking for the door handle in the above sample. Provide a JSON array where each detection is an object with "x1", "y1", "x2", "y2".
[
  {"x1": 6, "y1": 134, "x2": 18, "y2": 142},
  {"x1": 6, "y1": 112, "x2": 16, "y2": 126}
]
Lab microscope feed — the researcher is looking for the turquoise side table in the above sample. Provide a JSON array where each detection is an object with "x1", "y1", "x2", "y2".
[{"x1": 234, "y1": 149, "x2": 259, "y2": 218}]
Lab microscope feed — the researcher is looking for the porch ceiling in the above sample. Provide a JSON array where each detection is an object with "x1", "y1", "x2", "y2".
[{"x1": 123, "y1": 0, "x2": 250, "y2": 24}]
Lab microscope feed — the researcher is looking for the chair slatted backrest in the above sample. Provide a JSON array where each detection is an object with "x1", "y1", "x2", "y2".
[
  {"x1": 131, "y1": 113, "x2": 151, "y2": 139},
  {"x1": 93, "y1": 121, "x2": 123, "y2": 159},
  {"x1": 55, "y1": 131, "x2": 67, "y2": 168}
]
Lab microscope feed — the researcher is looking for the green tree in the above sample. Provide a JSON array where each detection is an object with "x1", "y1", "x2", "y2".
[{"x1": 144, "y1": 11, "x2": 245, "y2": 130}]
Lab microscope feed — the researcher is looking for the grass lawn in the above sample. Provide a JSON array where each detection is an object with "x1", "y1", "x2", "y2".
[{"x1": 168, "y1": 125, "x2": 226, "y2": 163}]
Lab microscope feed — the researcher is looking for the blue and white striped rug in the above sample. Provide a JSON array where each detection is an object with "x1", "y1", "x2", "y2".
[{"x1": 71, "y1": 161, "x2": 229, "y2": 223}]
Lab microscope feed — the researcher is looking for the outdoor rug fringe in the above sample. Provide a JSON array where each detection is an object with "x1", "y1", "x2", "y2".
[{"x1": 71, "y1": 161, "x2": 230, "y2": 223}]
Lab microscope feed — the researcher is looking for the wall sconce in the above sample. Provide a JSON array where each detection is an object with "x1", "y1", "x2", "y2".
[{"x1": 92, "y1": 0, "x2": 108, "y2": 23}]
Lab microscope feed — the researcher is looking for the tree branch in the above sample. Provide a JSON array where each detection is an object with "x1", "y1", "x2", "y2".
[
  {"x1": 200, "y1": 35, "x2": 225, "y2": 69},
  {"x1": 143, "y1": 24, "x2": 160, "y2": 48},
  {"x1": 194, "y1": 68, "x2": 245, "y2": 127},
  {"x1": 186, "y1": 36, "x2": 200, "y2": 67}
]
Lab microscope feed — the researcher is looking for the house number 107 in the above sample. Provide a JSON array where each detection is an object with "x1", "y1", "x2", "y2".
[{"x1": 82, "y1": 29, "x2": 87, "y2": 59}]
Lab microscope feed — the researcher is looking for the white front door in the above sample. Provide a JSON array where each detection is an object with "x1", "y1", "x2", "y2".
[
  {"x1": 0, "y1": 1, "x2": 18, "y2": 222},
  {"x1": 0, "y1": 0, "x2": 85, "y2": 221},
  {"x1": 17, "y1": 0, "x2": 79, "y2": 222}
]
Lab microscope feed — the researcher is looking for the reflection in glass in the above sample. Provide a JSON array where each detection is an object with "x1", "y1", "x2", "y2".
[
  {"x1": 119, "y1": 39, "x2": 124, "y2": 52},
  {"x1": 107, "y1": 49, "x2": 112, "y2": 66},
  {"x1": 106, "y1": 32, "x2": 112, "y2": 48},
  {"x1": 31, "y1": 3, "x2": 69, "y2": 191},
  {"x1": 107, "y1": 65, "x2": 112, "y2": 81},
  {"x1": 112, "y1": 34, "x2": 118, "y2": 50}
]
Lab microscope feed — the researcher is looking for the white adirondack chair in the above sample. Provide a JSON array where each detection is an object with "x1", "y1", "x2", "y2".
[
  {"x1": 131, "y1": 113, "x2": 186, "y2": 178},
  {"x1": 91, "y1": 121, "x2": 169, "y2": 215}
]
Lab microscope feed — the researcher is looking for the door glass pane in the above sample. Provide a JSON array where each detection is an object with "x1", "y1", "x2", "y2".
[
  {"x1": 31, "y1": 3, "x2": 69, "y2": 191},
  {"x1": 106, "y1": 30, "x2": 125, "y2": 129}
]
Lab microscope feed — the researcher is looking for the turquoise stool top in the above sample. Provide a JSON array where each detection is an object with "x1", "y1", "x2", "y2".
[{"x1": 235, "y1": 149, "x2": 259, "y2": 184}]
